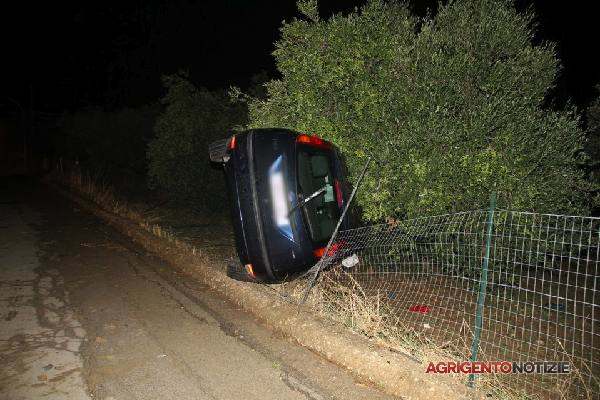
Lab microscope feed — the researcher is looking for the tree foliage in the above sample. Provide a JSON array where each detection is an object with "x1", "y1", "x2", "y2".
[
  {"x1": 249, "y1": 0, "x2": 587, "y2": 220},
  {"x1": 585, "y1": 86, "x2": 600, "y2": 211},
  {"x1": 58, "y1": 104, "x2": 158, "y2": 176},
  {"x1": 147, "y1": 73, "x2": 247, "y2": 209}
]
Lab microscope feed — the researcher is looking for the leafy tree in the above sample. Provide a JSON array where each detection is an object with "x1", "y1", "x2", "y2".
[
  {"x1": 585, "y1": 86, "x2": 600, "y2": 212},
  {"x1": 249, "y1": 0, "x2": 587, "y2": 220},
  {"x1": 58, "y1": 104, "x2": 159, "y2": 176},
  {"x1": 147, "y1": 73, "x2": 247, "y2": 209}
]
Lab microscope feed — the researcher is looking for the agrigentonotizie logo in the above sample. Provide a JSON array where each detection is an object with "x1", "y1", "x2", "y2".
[{"x1": 425, "y1": 361, "x2": 570, "y2": 374}]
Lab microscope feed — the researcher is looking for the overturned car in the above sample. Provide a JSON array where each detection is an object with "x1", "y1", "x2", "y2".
[{"x1": 209, "y1": 128, "x2": 352, "y2": 282}]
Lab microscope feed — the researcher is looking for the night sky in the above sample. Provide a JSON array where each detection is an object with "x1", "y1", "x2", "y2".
[{"x1": 2, "y1": 0, "x2": 598, "y2": 113}]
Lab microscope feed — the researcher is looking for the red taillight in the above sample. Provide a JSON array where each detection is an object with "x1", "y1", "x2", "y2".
[
  {"x1": 228, "y1": 135, "x2": 237, "y2": 150},
  {"x1": 334, "y1": 179, "x2": 343, "y2": 208},
  {"x1": 313, "y1": 241, "x2": 346, "y2": 259},
  {"x1": 296, "y1": 134, "x2": 332, "y2": 149},
  {"x1": 313, "y1": 247, "x2": 326, "y2": 258}
]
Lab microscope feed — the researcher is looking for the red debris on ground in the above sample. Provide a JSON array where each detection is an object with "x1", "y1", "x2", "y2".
[{"x1": 408, "y1": 304, "x2": 431, "y2": 314}]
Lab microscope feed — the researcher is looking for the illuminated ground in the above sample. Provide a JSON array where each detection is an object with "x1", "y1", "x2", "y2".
[{"x1": 0, "y1": 177, "x2": 394, "y2": 400}]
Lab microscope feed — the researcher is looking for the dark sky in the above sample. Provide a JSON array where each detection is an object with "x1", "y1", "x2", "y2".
[{"x1": 2, "y1": 0, "x2": 598, "y2": 113}]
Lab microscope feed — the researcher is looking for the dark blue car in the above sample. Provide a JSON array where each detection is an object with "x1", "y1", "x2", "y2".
[{"x1": 209, "y1": 128, "x2": 352, "y2": 282}]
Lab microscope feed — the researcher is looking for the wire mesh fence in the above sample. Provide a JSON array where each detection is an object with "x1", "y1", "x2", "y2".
[{"x1": 300, "y1": 208, "x2": 599, "y2": 399}]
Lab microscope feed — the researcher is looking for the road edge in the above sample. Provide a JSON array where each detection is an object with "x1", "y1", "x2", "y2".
[{"x1": 49, "y1": 181, "x2": 481, "y2": 400}]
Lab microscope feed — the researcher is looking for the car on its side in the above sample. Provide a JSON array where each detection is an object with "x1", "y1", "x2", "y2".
[{"x1": 209, "y1": 128, "x2": 352, "y2": 282}]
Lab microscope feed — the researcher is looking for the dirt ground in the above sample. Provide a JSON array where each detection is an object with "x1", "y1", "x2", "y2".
[
  {"x1": 337, "y1": 266, "x2": 599, "y2": 399},
  {"x1": 0, "y1": 176, "x2": 398, "y2": 400}
]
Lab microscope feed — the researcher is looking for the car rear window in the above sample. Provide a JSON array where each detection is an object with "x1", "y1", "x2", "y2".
[{"x1": 297, "y1": 147, "x2": 340, "y2": 244}]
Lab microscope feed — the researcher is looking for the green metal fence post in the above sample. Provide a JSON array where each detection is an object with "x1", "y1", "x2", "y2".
[{"x1": 468, "y1": 191, "x2": 497, "y2": 388}]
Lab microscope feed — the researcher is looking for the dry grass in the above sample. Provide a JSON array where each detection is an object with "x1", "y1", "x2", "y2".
[
  {"x1": 275, "y1": 269, "x2": 597, "y2": 400},
  {"x1": 51, "y1": 169, "x2": 200, "y2": 256},
  {"x1": 51, "y1": 169, "x2": 596, "y2": 400}
]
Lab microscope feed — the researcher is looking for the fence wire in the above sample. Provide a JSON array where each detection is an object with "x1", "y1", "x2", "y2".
[{"x1": 303, "y1": 209, "x2": 599, "y2": 399}]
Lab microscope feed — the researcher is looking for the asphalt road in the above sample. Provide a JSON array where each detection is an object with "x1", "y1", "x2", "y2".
[{"x1": 0, "y1": 177, "x2": 394, "y2": 400}]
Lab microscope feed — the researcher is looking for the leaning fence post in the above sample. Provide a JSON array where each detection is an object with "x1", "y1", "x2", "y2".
[
  {"x1": 300, "y1": 156, "x2": 372, "y2": 304},
  {"x1": 468, "y1": 191, "x2": 497, "y2": 388}
]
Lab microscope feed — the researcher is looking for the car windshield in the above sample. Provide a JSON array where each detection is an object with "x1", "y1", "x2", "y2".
[{"x1": 297, "y1": 147, "x2": 340, "y2": 244}]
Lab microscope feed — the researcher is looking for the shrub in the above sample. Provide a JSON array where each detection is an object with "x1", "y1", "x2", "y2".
[
  {"x1": 585, "y1": 87, "x2": 600, "y2": 212},
  {"x1": 147, "y1": 73, "x2": 247, "y2": 210},
  {"x1": 249, "y1": 0, "x2": 587, "y2": 220},
  {"x1": 58, "y1": 104, "x2": 159, "y2": 176}
]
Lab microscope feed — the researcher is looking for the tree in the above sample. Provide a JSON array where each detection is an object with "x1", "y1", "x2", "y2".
[
  {"x1": 249, "y1": 0, "x2": 587, "y2": 220},
  {"x1": 58, "y1": 104, "x2": 158, "y2": 176},
  {"x1": 147, "y1": 73, "x2": 247, "y2": 209},
  {"x1": 585, "y1": 86, "x2": 600, "y2": 212}
]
